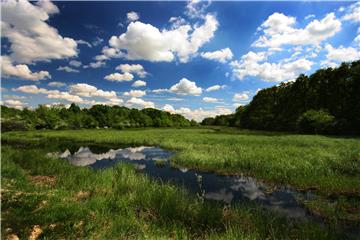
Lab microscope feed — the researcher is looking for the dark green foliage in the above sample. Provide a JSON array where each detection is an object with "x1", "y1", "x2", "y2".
[
  {"x1": 190, "y1": 119, "x2": 199, "y2": 126},
  {"x1": 1, "y1": 119, "x2": 28, "y2": 132},
  {"x1": 203, "y1": 60, "x2": 360, "y2": 135},
  {"x1": 201, "y1": 117, "x2": 215, "y2": 126},
  {"x1": 1, "y1": 104, "x2": 194, "y2": 131},
  {"x1": 214, "y1": 114, "x2": 235, "y2": 126},
  {"x1": 202, "y1": 107, "x2": 245, "y2": 127},
  {"x1": 201, "y1": 115, "x2": 237, "y2": 126},
  {"x1": 1, "y1": 106, "x2": 28, "y2": 131},
  {"x1": 296, "y1": 110, "x2": 335, "y2": 134}
]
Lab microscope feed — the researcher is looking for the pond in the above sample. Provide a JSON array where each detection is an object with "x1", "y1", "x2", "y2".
[{"x1": 47, "y1": 144, "x2": 316, "y2": 220}]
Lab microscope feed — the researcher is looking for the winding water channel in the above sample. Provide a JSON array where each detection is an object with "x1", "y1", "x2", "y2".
[{"x1": 47, "y1": 144, "x2": 317, "y2": 220}]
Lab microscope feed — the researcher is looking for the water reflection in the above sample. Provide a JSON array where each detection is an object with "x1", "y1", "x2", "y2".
[
  {"x1": 48, "y1": 146, "x2": 170, "y2": 168},
  {"x1": 48, "y1": 145, "x2": 311, "y2": 219},
  {"x1": 205, "y1": 189, "x2": 234, "y2": 204},
  {"x1": 230, "y1": 177, "x2": 266, "y2": 200}
]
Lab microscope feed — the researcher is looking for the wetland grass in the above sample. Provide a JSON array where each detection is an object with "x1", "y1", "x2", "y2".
[{"x1": 2, "y1": 127, "x2": 359, "y2": 239}]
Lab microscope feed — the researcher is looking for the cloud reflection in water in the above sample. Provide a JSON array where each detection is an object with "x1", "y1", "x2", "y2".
[{"x1": 48, "y1": 145, "x2": 312, "y2": 220}]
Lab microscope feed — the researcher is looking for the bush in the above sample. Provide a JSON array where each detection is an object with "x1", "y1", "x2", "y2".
[
  {"x1": 1, "y1": 119, "x2": 28, "y2": 132},
  {"x1": 296, "y1": 110, "x2": 335, "y2": 134}
]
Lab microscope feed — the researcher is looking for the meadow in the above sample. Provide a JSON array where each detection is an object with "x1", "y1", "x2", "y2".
[{"x1": 2, "y1": 127, "x2": 360, "y2": 239}]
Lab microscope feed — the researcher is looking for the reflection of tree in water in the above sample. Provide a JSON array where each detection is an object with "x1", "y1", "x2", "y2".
[
  {"x1": 205, "y1": 189, "x2": 233, "y2": 204},
  {"x1": 195, "y1": 173, "x2": 205, "y2": 203}
]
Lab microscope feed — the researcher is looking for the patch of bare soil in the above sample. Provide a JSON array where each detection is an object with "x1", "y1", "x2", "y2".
[
  {"x1": 75, "y1": 191, "x2": 90, "y2": 201},
  {"x1": 29, "y1": 225, "x2": 42, "y2": 240}
]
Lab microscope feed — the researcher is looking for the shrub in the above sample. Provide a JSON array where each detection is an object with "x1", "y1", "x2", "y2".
[
  {"x1": 1, "y1": 119, "x2": 28, "y2": 132},
  {"x1": 296, "y1": 110, "x2": 335, "y2": 134}
]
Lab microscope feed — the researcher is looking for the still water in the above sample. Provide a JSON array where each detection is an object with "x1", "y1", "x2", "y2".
[{"x1": 47, "y1": 145, "x2": 314, "y2": 219}]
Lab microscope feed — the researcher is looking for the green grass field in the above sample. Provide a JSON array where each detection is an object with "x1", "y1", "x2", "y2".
[{"x1": 2, "y1": 128, "x2": 360, "y2": 239}]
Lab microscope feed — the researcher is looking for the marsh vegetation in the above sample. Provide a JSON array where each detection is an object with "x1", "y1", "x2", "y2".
[{"x1": 2, "y1": 128, "x2": 359, "y2": 239}]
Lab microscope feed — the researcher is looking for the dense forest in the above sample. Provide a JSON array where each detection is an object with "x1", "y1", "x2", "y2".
[
  {"x1": 202, "y1": 61, "x2": 360, "y2": 134},
  {"x1": 1, "y1": 104, "x2": 197, "y2": 131}
]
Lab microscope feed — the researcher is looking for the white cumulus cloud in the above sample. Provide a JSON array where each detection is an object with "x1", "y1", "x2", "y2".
[
  {"x1": 1, "y1": 0, "x2": 78, "y2": 64},
  {"x1": 88, "y1": 61, "x2": 106, "y2": 69},
  {"x1": 162, "y1": 104, "x2": 175, "y2": 112},
  {"x1": 116, "y1": 64, "x2": 147, "y2": 78},
  {"x1": 3, "y1": 99, "x2": 27, "y2": 109},
  {"x1": 14, "y1": 85, "x2": 84, "y2": 103},
  {"x1": 48, "y1": 81, "x2": 66, "y2": 87},
  {"x1": 127, "y1": 11, "x2": 140, "y2": 22},
  {"x1": 14, "y1": 83, "x2": 122, "y2": 105},
  {"x1": 325, "y1": 44, "x2": 360, "y2": 63},
  {"x1": 152, "y1": 88, "x2": 169, "y2": 94},
  {"x1": 76, "y1": 40, "x2": 92, "y2": 48},
  {"x1": 203, "y1": 97, "x2": 220, "y2": 103},
  {"x1": 47, "y1": 91, "x2": 84, "y2": 103},
  {"x1": 205, "y1": 84, "x2": 226, "y2": 92},
  {"x1": 186, "y1": 0, "x2": 211, "y2": 19},
  {"x1": 1, "y1": 56, "x2": 51, "y2": 81},
  {"x1": 341, "y1": 2, "x2": 360, "y2": 22},
  {"x1": 201, "y1": 48, "x2": 233, "y2": 63},
  {"x1": 69, "y1": 60, "x2": 82, "y2": 67},
  {"x1": 126, "y1": 97, "x2": 154, "y2": 109},
  {"x1": 253, "y1": 12, "x2": 341, "y2": 48},
  {"x1": 69, "y1": 83, "x2": 117, "y2": 99},
  {"x1": 132, "y1": 80, "x2": 147, "y2": 87},
  {"x1": 14, "y1": 85, "x2": 49, "y2": 94},
  {"x1": 123, "y1": 90, "x2": 146, "y2": 98},
  {"x1": 169, "y1": 78, "x2": 202, "y2": 96},
  {"x1": 230, "y1": 51, "x2": 313, "y2": 82},
  {"x1": 108, "y1": 14, "x2": 218, "y2": 63},
  {"x1": 163, "y1": 105, "x2": 232, "y2": 122},
  {"x1": 104, "y1": 72, "x2": 134, "y2": 82},
  {"x1": 36, "y1": 0, "x2": 59, "y2": 14},
  {"x1": 232, "y1": 92, "x2": 249, "y2": 102},
  {"x1": 57, "y1": 66, "x2": 79, "y2": 73}
]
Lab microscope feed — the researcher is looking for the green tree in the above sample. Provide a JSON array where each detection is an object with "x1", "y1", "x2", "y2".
[{"x1": 296, "y1": 110, "x2": 335, "y2": 134}]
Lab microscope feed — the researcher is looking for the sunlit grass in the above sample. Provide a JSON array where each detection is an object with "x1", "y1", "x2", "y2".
[
  {"x1": 3, "y1": 127, "x2": 359, "y2": 194},
  {"x1": 1, "y1": 146, "x2": 338, "y2": 239},
  {"x1": 2, "y1": 127, "x2": 359, "y2": 239}
]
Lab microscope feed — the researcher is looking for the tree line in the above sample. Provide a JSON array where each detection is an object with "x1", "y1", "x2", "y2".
[
  {"x1": 1, "y1": 104, "x2": 198, "y2": 131},
  {"x1": 202, "y1": 60, "x2": 360, "y2": 135},
  {"x1": 2, "y1": 60, "x2": 359, "y2": 134}
]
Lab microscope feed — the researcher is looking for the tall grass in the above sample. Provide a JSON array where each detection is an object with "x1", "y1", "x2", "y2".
[
  {"x1": 3, "y1": 128, "x2": 359, "y2": 194},
  {"x1": 1, "y1": 145, "x2": 338, "y2": 239},
  {"x1": 2, "y1": 128, "x2": 359, "y2": 239}
]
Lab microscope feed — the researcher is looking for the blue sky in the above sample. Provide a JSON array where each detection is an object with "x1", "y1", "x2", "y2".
[{"x1": 1, "y1": 0, "x2": 359, "y2": 120}]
